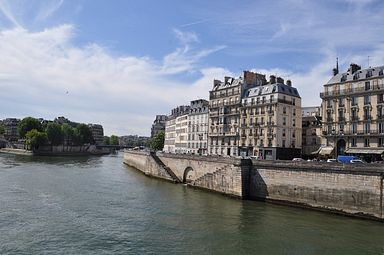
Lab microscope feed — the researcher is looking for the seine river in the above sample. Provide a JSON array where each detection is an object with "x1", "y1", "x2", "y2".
[{"x1": 0, "y1": 152, "x2": 383, "y2": 255}]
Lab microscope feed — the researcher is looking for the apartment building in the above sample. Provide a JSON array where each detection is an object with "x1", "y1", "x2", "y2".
[
  {"x1": 208, "y1": 71, "x2": 267, "y2": 156},
  {"x1": 320, "y1": 63, "x2": 384, "y2": 162},
  {"x1": 2, "y1": 118, "x2": 20, "y2": 141},
  {"x1": 240, "y1": 76, "x2": 302, "y2": 160},
  {"x1": 301, "y1": 106, "x2": 322, "y2": 158},
  {"x1": 163, "y1": 105, "x2": 190, "y2": 153},
  {"x1": 188, "y1": 99, "x2": 209, "y2": 155},
  {"x1": 88, "y1": 124, "x2": 104, "y2": 145},
  {"x1": 151, "y1": 115, "x2": 167, "y2": 138}
]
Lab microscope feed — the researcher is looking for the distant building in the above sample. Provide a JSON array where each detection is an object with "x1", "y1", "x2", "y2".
[
  {"x1": 54, "y1": 116, "x2": 78, "y2": 127},
  {"x1": 163, "y1": 105, "x2": 190, "y2": 153},
  {"x1": 88, "y1": 124, "x2": 104, "y2": 145},
  {"x1": 119, "y1": 135, "x2": 150, "y2": 147},
  {"x1": 301, "y1": 106, "x2": 322, "y2": 158},
  {"x1": 208, "y1": 71, "x2": 267, "y2": 156},
  {"x1": 320, "y1": 63, "x2": 384, "y2": 161},
  {"x1": 151, "y1": 115, "x2": 166, "y2": 138},
  {"x1": 2, "y1": 118, "x2": 20, "y2": 141},
  {"x1": 188, "y1": 99, "x2": 209, "y2": 155},
  {"x1": 240, "y1": 76, "x2": 302, "y2": 160}
]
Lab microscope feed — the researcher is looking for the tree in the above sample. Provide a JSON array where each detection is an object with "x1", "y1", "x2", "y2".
[
  {"x1": 75, "y1": 124, "x2": 94, "y2": 145},
  {"x1": 18, "y1": 117, "x2": 43, "y2": 138},
  {"x1": 150, "y1": 131, "x2": 164, "y2": 151},
  {"x1": 110, "y1": 135, "x2": 119, "y2": 145},
  {"x1": 46, "y1": 122, "x2": 63, "y2": 146},
  {"x1": 62, "y1": 123, "x2": 75, "y2": 145},
  {"x1": 0, "y1": 124, "x2": 4, "y2": 135},
  {"x1": 25, "y1": 129, "x2": 48, "y2": 150},
  {"x1": 103, "y1": 136, "x2": 110, "y2": 145}
]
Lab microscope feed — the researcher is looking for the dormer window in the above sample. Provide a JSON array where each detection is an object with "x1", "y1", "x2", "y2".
[
  {"x1": 366, "y1": 70, "x2": 373, "y2": 78},
  {"x1": 353, "y1": 73, "x2": 359, "y2": 80},
  {"x1": 341, "y1": 74, "x2": 347, "y2": 82}
]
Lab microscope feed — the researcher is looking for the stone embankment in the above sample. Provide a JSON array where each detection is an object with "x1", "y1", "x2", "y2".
[{"x1": 123, "y1": 150, "x2": 384, "y2": 221}]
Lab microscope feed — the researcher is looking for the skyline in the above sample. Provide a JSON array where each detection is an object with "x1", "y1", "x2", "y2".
[{"x1": 1, "y1": 0, "x2": 384, "y2": 136}]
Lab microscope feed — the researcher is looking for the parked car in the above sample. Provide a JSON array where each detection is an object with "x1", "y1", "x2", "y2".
[
  {"x1": 326, "y1": 159, "x2": 338, "y2": 163},
  {"x1": 350, "y1": 159, "x2": 366, "y2": 164},
  {"x1": 337, "y1": 155, "x2": 359, "y2": 164},
  {"x1": 292, "y1": 158, "x2": 304, "y2": 162}
]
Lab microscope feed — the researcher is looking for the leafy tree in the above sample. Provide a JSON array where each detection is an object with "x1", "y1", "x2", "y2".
[
  {"x1": 150, "y1": 131, "x2": 164, "y2": 151},
  {"x1": 110, "y1": 135, "x2": 119, "y2": 145},
  {"x1": 75, "y1": 124, "x2": 94, "y2": 145},
  {"x1": 46, "y1": 122, "x2": 63, "y2": 146},
  {"x1": 18, "y1": 117, "x2": 43, "y2": 138},
  {"x1": 103, "y1": 136, "x2": 110, "y2": 145},
  {"x1": 62, "y1": 124, "x2": 75, "y2": 145},
  {"x1": 25, "y1": 129, "x2": 48, "y2": 150},
  {"x1": 0, "y1": 124, "x2": 5, "y2": 135}
]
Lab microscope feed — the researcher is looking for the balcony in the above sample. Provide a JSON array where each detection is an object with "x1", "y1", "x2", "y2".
[
  {"x1": 326, "y1": 118, "x2": 333, "y2": 122},
  {"x1": 338, "y1": 117, "x2": 345, "y2": 122},
  {"x1": 350, "y1": 116, "x2": 359, "y2": 121},
  {"x1": 363, "y1": 115, "x2": 372, "y2": 121}
]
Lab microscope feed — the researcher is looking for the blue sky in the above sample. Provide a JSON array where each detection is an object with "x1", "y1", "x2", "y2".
[{"x1": 1, "y1": 0, "x2": 384, "y2": 135}]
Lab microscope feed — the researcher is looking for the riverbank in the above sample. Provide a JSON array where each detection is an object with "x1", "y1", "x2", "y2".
[
  {"x1": 0, "y1": 148, "x2": 33, "y2": 156},
  {"x1": 123, "y1": 150, "x2": 384, "y2": 221}
]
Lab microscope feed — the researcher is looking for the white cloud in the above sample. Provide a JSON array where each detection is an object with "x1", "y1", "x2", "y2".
[{"x1": 0, "y1": 25, "x2": 228, "y2": 136}]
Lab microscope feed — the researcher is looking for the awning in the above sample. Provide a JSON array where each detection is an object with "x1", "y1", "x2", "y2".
[
  {"x1": 345, "y1": 148, "x2": 384, "y2": 154},
  {"x1": 318, "y1": 146, "x2": 334, "y2": 156}
]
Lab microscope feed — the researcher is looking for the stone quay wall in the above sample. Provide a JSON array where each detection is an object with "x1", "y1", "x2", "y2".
[
  {"x1": 250, "y1": 161, "x2": 383, "y2": 220},
  {"x1": 123, "y1": 151, "x2": 384, "y2": 220}
]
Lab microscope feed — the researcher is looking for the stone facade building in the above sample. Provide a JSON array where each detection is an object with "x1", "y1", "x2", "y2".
[
  {"x1": 188, "y1": 99, "x2": 209, "y2": 155},
  {"x1": 208, "y1": 71, "x2": 267, "y2": 156},
  {"x1": 2, "y1": 118, "x2": 20, "y2": 141},
  {"x1": 88, "y1": 124, "x2": 104, "y2": 145},
  {"x1": 301, "y1": 106, "x2": 322, "y2": 158},
  {"x1": 320, "y1": 63, "x2": 384, "y2": 161},
  {"x1": 163, "y1": 105, "x2": 190, "y2": 153},
  {"x1": 240, "y1": 76, "x2": 302, "y2": 160},
  {"x1": 151, "y1": 115, "x2": 166, "y2": 138}
]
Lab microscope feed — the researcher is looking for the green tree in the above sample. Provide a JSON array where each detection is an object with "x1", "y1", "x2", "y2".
[
  {"x1": 75, "y1": 124, "x2": 94, "y2": 145},
  {"x1": 62, "y1": 124, "x2": 75, "y2": 145},
  {"x1": 103, "y1": 136, "x2": 110, "y2": 145},
  {"x1": 18, "y1": 117, "x2": 43, "y2": 138},
  {"x1": 46, "y1": 122, "x2": 63, "y2": 146},
  {"x1": 110, "y1": 135, "x2": 119, "y2": 145},
  {"x1": 150, "y1": 131, "x2": 164, "y2": 151},
  {"x1": 0, "y1": 124, "x2": 5, "y2": 135},
  {"x1": 25, "y1": 129, "x2": 48, "y2": 150}
]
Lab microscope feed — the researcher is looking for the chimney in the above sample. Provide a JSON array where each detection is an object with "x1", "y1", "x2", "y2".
[
  {"x1": 348, "y1": 63, "x2": 361, "y2": 74},
  {"x1": 269, "y1": 75, "x2": 276, "y2": 84},
  {"x1": 332, "y1": 68, "x2": 338, "y2": 76},
  {"x1": 276, "y1": 77, "x2": 284, "y2": 84},
  {"x1": 286, "y1": 80, "x2": 292, "y2": 87}
]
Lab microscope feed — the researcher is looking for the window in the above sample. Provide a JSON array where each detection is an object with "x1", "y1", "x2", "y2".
[
  {"x1": 283, "y1": 107, "x2": 286, "y2": 114},
  {"x1": 293, "y1": 119, "x2": 296, "y2": 127},
  {"x1": 364, "y1": 123, "x2": 371, "y2": 134},
  {"x1": 364, "y1": 138, "x2": 370, "y2": 147},
  {"x1": 283, "y1": 117, "x2": 286, "y2": 126},
  {"x1": 365, "y1": 81, "x2": 371, "y2": 91},
  {"x1": 282, "y1": 140, "x2": 286, "y2": 148},
  {"x1": 352, "y1": 123, "x2": 357, "y2": 134},
  {"x1": 351, "y1": 138, "x2": 357, "y2": 147},
  {"x1": 268, "y1": 139, "x2": 272, "y2": 147},
  {"x1": 282, "y1": 129, "x2": 286, "y2": 137},
  {"x1": 339, "y1": 98, "x2": 344, "y2": 107},
  {"x1": 351, "y1": 96, "x2": 358, "y2": 106},
  {"x1": 292, "y1": 98, "x2": 296, "y2": 105},
  {"x1": 364, "y1": 95, "x2": 370, "y2": 105},
  {"x1": 378, "y1": 123, "x2": 384, "y2": 134},
  {"x1": 379, "y1": 138, "x2": 384, "y2": 147}
]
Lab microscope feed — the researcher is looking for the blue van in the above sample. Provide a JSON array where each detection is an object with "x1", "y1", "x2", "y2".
[{"x1": 337, "y1": 155, "x2": 359, "y2": 163}]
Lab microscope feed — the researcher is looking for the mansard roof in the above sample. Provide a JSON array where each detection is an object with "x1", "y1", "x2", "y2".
[
  {"x1": 326, "y1": 65, "x2": 384, "y2": 85},
  {"x1": 243, "y1": 83, "x2": 300, "y2": 98}
]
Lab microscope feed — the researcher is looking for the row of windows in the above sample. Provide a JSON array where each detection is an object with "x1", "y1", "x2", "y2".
[{"x1": 350, "y1": 138, "x2": 384, "y2": 147}]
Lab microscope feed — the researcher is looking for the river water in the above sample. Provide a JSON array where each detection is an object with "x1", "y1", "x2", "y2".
[{"x1": 0, "y1": 152, "x2": 383, "y2": 255}]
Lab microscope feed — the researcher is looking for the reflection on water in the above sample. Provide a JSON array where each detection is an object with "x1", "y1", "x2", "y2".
[{"x1": 0, "y1": 152, "x2": 383, "y2": 255}]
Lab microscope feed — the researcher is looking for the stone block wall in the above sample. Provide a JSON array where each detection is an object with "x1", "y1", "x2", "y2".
[{"x1": 250, "y1": 161, "x2": 383, "y2": 220}]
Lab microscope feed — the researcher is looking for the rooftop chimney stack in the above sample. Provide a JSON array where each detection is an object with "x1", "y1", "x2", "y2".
[
  {"x1": 276, "y1": 77, "x2": 284, "y2": 84},
  {"x1": 286, "y1": 80, "x2": 292, "y2": 87},
  {"x1": 269, "y1": 75, "x2": 276, "y2": 84}
]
